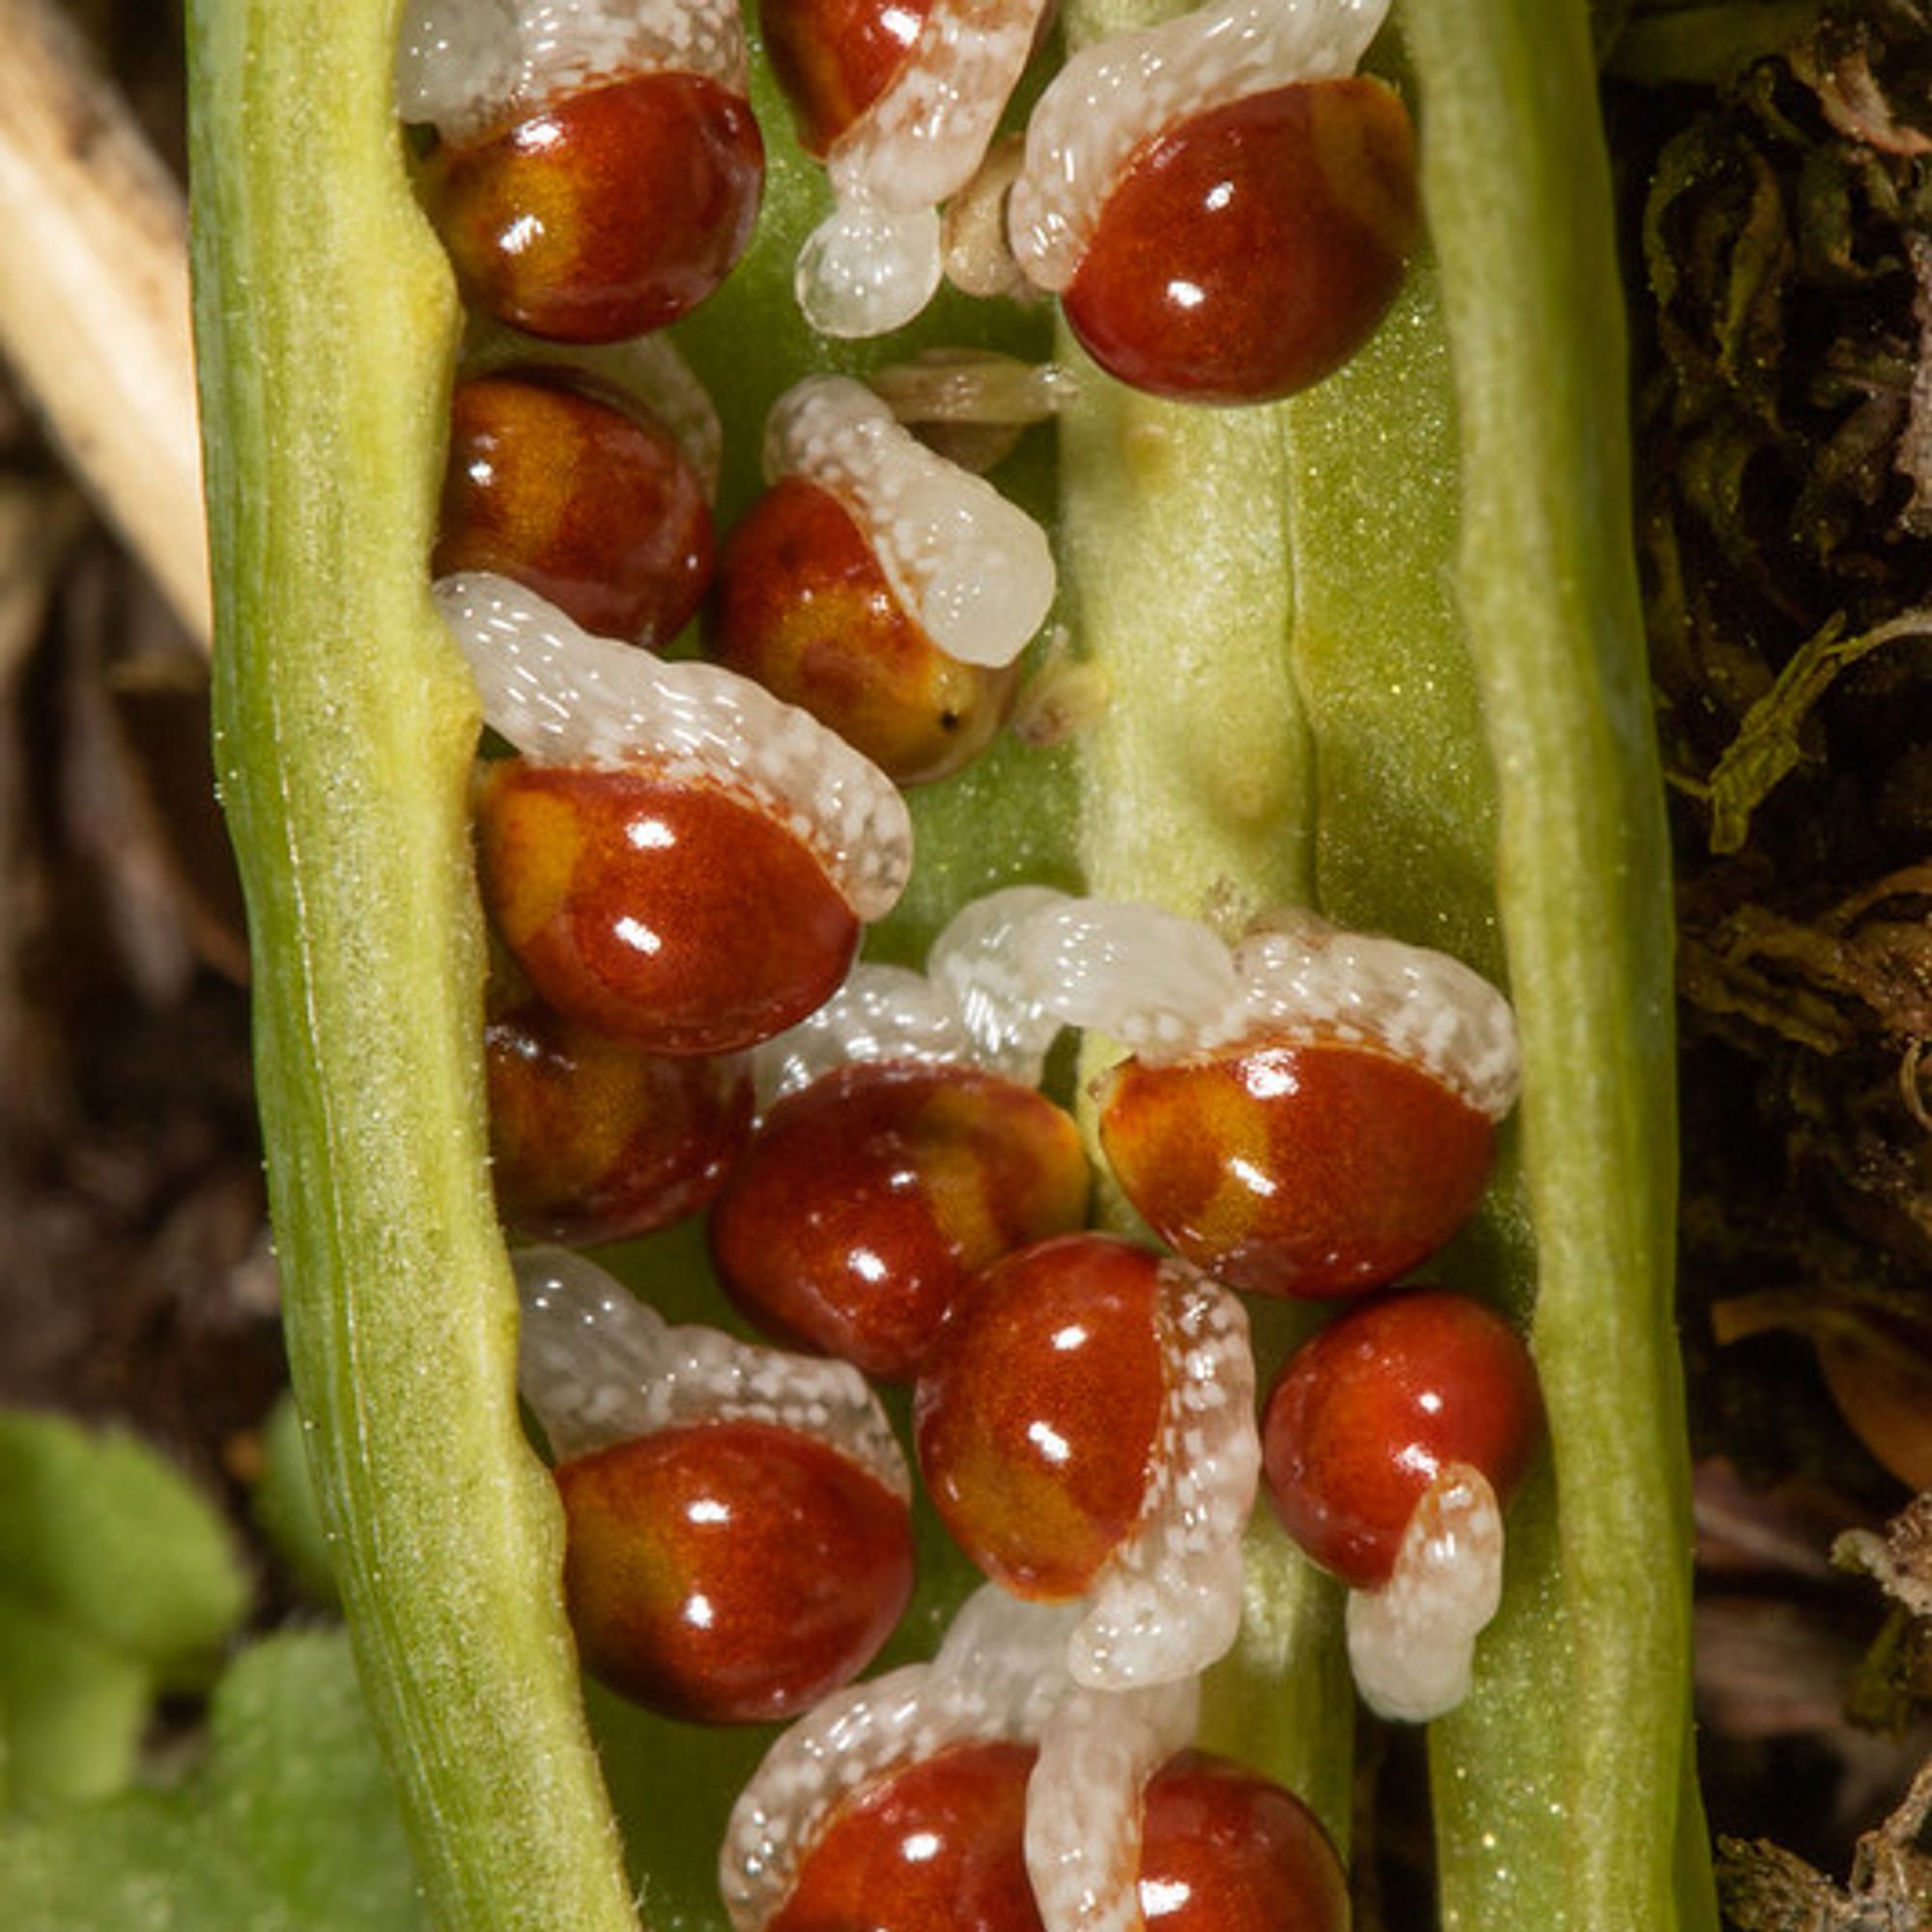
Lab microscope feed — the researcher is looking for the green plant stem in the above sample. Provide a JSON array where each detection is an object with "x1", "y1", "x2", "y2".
[
  {"x1": 1399, "y1": 2, "x2": 1717, "y2": 1926},
  {"x1": 187, "y1": 3, "x2": 639, "y2": 1927}
]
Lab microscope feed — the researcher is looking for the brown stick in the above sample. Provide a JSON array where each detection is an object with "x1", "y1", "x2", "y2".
[{"x1": 0, "y1": 0, "x2": 210, "y2": 647}]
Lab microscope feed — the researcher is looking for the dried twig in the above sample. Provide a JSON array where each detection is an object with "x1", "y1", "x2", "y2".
[{"x1": 0, "y1": 0, "x2": 209, "y2": 646}]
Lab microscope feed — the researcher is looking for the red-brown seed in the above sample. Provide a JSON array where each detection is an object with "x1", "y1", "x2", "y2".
[
  {"x1": 1138, "y1": 1751, "x2": 1350, "y2": 1932},
  {"x1": 473, "y1": 758, "x2": 860, "y2": 1055},
  {"x1": 1261, "y1": 1287, "x2": 1544, "y2": 1590},
  {"x1": 419, "y1": 71, "x2": 765, "y2": 343},
  {"x1": 915, "y1": 1233, "x2": 1167, "y2": 1599},
  {"x1": 555, "y1": 1417, "x2": 914, "y2": 1723},
  {"x1": 1062, "y1": 77, "x2": 1419, "y2": 405},
  {"x1": 761, "y1": 0, "x2": 936, "y2": 158},
  {"x1": 1097, "y1": 1034, "x2": 1496, "y2": 1299},
  {"x1": 711, "y1": 1060, "x2": 1091, "y2": 1379},
  {"x1": 770, "y1": 1739, "x2": 1043, "y2": 1932},
  {"x1": 707, "y1": 476, "x2": 1017, "y2": 786},
  {"x1": 436, "y1": 371, "x2": 715, "y2": 647},
  {"x1": 484, "y1": 994, "x2": 753, "y2": 1245}
]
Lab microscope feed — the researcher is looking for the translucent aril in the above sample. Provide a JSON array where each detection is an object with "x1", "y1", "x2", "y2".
[
  {"x1": 710, "y1": 1059, "x2": 1091, "y2": 1379},
  {"x1": 915, "y1": 1233, "x2": 1258, "y2": 1688},
  {"x1": 723, "y1": 1585, "x2": 1080, "y2": 1932},
  {"x1": 398, "y1": 0, "x2": 750, "y2": 143},
  {"x1": 762, "y1": 378, "x2": 1056, "y2": 670},
  {"x1": 485, "y1": 992, "x2": 753, "y2": 1242},
  {"x1": 1024, "y1": 1677, "x2": 1199, "y2": 1932},
  {"x1": 1008, "y1": 0, "x2": 1416, "y2": 402},
  {"x1": 752, "y1": 961, "x2": 980, "y2": 1109},
  {"x1": 442, "y1": 572, "x2": 911, "y2": 1049},
  {"x1": 401, "y1": 1, "x2": 762, "y2": 340},
  {"x1": 924, "y1": 885, "x2": 1082, "y2": 1087},
  {"x1": 706, "y1": 476, "x2": 1019, "y2": 784},
  {"x1": 1344, "y1": 1463, "x2": 1504, "y2": 1723},
  {"x1": 437, "y1": 368, "x2": 716, "y2": 646},
  {"x1": 515, "y1": 1248, "x2": 913, "y2": 1722},
  {"x1": 785, "y1": 0, "x2": 1052, "y2": 334}
]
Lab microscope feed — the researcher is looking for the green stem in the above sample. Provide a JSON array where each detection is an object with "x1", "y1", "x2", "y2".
[
  {"x1": 187, "y1": 4, "x2": 639, "y2": 1926},
  {"x1": 1398, "y1": 2, "x2": 1716, "y2": 1925}
]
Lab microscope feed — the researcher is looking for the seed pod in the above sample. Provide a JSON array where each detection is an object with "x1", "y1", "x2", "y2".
[
  {"x1": 1261, "y1": 1286, "x2": 1544, "y2": 1719},
  {"x1": 517, "y1": 1248, "x2": 914, "y2": 1724},
  {"x1": 484, "y1": 991, "x2": 752, "y2": 1244},
  {"x1": 440, "y1": 572, "x2": 911, "y2": 1054},
  {"x1": 915, "y1": 1232, "x2": 1259, "y2": 1689},
  {"x1": 436, "y1": 368, "x2": 716, "y2": 647},
  {"x1": 399, "y1": 0, "x2": 763, "y2": 342},
  {"x1": 710, "y1": 1059, "x2": 1090, "y2": 1379},
  {"x1": 1009, "y1": 0, "x2": 1417, "y2": 402}
]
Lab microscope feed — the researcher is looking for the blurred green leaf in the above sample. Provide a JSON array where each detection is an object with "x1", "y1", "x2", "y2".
[
  {"x1": 0, "y1": 1632, "x2": 429, "y2": 1932},
  {"x1": 0, "y1": 1412, "x2": 251, "y2": 1810}
]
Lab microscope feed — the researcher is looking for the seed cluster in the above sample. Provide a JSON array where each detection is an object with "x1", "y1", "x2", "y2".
[{"x1": 396, "y1": 0, "x2": 1541, "y2": 1921}]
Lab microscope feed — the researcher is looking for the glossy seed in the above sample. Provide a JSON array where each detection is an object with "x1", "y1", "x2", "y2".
[
  {"x1": 473, "y1": 758, "x2": 861, "y2": 1054},
  {"x1": 556, "y1": 1416, "x2": 914, "y2": 1723},
  {"x1": 484, "y1": 992, "x2": 753, "y2": 1244},
  {"x1": 439, "y1": 571, "x2": 914, "y2": 927},
  {"x1": 1137, "y1": 1751, "x2": 1350, "y2": 1932},
  {"x1": 1098, "y1": 1032, "x2": 1497, "y2": 1298},
  {"x1": 1061, "y1": 77, "x2": 1418, "y2": 404},
  {"x1": 419, "y1": 71, "x2": 763, "y2": 342},
  {"x1": 712, "y1": 1060, "x2": 1091, "y2": 1378},
  {"x1": 707, "y1": 476, "x2": 1018, "y2": 784},
  {"x1": 436, "y1": 370, "x2": 715, "y2": 647},
  {"x1": 722, "y1": 1585, "x2": 1078, "y2": 1932},
  {"x1": 1260, "y1": 1286, "x2": 1543, "y2": 1590},
  {"x1": 915, "y1": 1233, "x2": 1168, "y2": 1601},
  {"x1": 770, "y1": 1740, "x2": 1044, "y2": 1932},
  {"x1": 762, "y1": 0, "x2": 935, "y2": 157}
]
